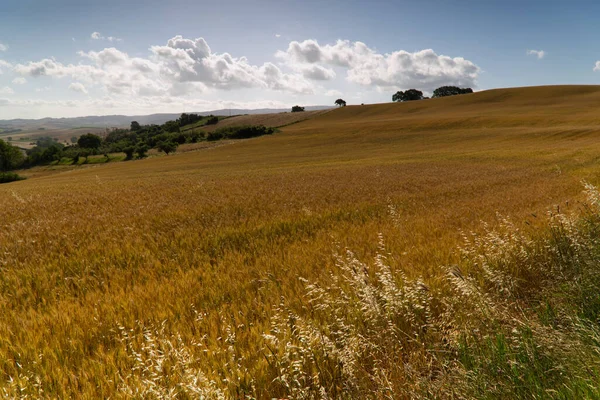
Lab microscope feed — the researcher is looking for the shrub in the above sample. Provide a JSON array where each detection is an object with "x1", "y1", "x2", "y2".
[
  {"x1": 212, "y1": 125, "x2": 275, "y2": 140},
  {"x1": 205, "y1": 116, "x2": 219, "y2": 125},
  {"x1": 0, "y1": 172, "x2": 25, "y2": 184}
]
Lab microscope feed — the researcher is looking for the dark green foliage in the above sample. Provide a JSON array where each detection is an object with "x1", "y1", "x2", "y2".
[
  {"x1": 26, "y1": 139, "x2": 65, "y2": 165},
  {"x1": 70, "y1": 136, "x2": 78, "y2": 144},
  {"x1": 135, "y1": 144, "x2": 148, "y2": 159},
  {"x1": 292, "y1": 105, "x2": 305, "y2": 112},
  {"x1": 162, "y1": 120, "x2": 180, "y2": 133},
  {"x1": 156, "y1": 141, "x2": 178, "y2": 155},
  {"x1": 0, "y1": 139, "x2": 25, "y2": 171},
  {"x1": 77, "y1": 133, "x2": 102, "y2": 149},
  {"x1": 210, "y1": 125, "x2": 275, "y2": 141},
  {"x1": 122, "y1": 146, "x2": 135, "y2": 160},
  {"x1": 392, "y1": 89, "x2": 424, "y2": 102},
  {"x1": 178, "y1": 113, "x2": 203, "y2": 127},
  {"x1": 335, "y1": 99, "x2": 347, "y2": 107},
  {"x1": 130, "y1": 121, "x2": 141, "y2": 131},
  {"x1": 0, "y1": 172, "x2": 25, "y2": 184},
  {"x1": 206, "y1": 131, "x2": 224, "y2": 142},
  {"x1": 205, "y1": 116, "x2": 219, "y2": 125},
  {"x1": 105, "y1": 128, "x2": 135, "y2": 144},
  {"x1": 35, "y1": 136, "x2": 59, "y2": 148},
  {"x1": 432, "y1": 86, "x2": 474, "y2": 98}
]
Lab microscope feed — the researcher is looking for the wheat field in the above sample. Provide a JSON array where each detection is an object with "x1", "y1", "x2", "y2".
[{"x1": 3, "y1": 86, "x2": 600, "y2": 398}]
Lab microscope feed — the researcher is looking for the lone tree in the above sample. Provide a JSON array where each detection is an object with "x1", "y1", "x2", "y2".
[
  {"x1": 392, "y1": 89, "x2": 424, "y2": 102},
  {"x1": 432, "y1": 86, "x2": 473, "y2": 98},
  {"x1": 77, "y1": 133, "x2": 102, "y2": 150},
  {"x1": 291, "y1": 105, "x2": 305, "y2": 112},
  {"x1": 335, "y1": 99, "x2": 347, "y2": 107},
  {"x1": 130, "y1": 121, "x2": 141, "y2": 131},
  {"x1": 156, "y1": 141, "x2": 178, "y2": 155}
]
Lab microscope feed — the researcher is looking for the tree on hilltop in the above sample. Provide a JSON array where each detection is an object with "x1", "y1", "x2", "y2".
[
  {"x1": 291, "y1": 105, "x2": 305, "y2": 112},
  {"x1": 335, "y1": 99, "x2": 347, "y2": 107},
  {"x1": 392, "y1": 89, "x2": 424, "y2": 102},
  {"x1": 432, "y1": 86, "x2": 473, "y2": 98}
]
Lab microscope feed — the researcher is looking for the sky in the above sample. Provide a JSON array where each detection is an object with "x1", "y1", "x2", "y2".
[{"x1": 1, "y1": 0, "x2": 600, "y2": 119}]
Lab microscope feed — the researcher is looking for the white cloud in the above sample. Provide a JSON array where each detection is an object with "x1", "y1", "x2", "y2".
[
  {"x1": 36, "y1": 86, "x2": 51, "y2": 92},
  {"x1": 150, "y1": 35, "x2": 314, "y2": 93},
  {"x1": 275, "y1": 34, "x2": 281, "y2": 38},
  {"x1": 12, "y1": 77, "x2": 26, "y2": 85},
  {"x1": 0, "y1": 87, "x2": 14, "y2": 95},
  {"x1": 91, "y1": 32, "x2": 122, "y2": 42},
  {"x1": 277, "y1": 39, "x2": 480, "y2": 92},
  {"x1": 527, "y1": 49, "x2": 545, "y2": 59},
  {"x1": 0, "y1": 60, "x2": 11, "y2": 74},
  {"x1": 68, "y1": 82, "x2": 88, "y2": 94},
  {"x1": 16, "y1": 36, "x2": 316, "y2": 98},
  {"x1": 300, "y1": 65, "x2": 336, "y2": 81},
  {"x1": 7, "y1": 36, "x2": 480, "y2": 118},
  {"x1": 0, "y1": 43, "x2": 7, "y2": 52}
]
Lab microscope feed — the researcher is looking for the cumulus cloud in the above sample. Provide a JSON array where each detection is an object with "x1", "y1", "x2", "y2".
[
  {"x1": 15, "y1": 36, "x2": 316, "y2": 97},
  {"x1": 0, "y1": 87, "x2": 14, "y2": 95},
  {"x1": 68, "y1": 82, "x2": 88, "y2": 94},
  {"x1": 0, "y1": 43, "x2": 7, "y2": 52},
  {"x1": 594, "y1": 61, "x2": 600, "y2": 72},
  {"x1": 275, "y1": 34, "x2": 281, "y2": 38},
  {"x1": 11, "y1": 36, "x2": 479, "y2": 115},
  {"x1": 527, "y1": 49, "x2": 545, "y2": 59},
  {"x1": 149, "y1": 35, "x2": 314, "y2": 93},
  {"x1": 277, "y1": 39, "x2": 480, "y2": 92},
  {"x1": 325, "y1": 89, "x2": 343, "y2": 97},
  {"x1": 300, "y1": 65, "x2": 336, "y2": 81},
  {"x1": 12, "y1": 77, "x2": 26, "y2": 85}
]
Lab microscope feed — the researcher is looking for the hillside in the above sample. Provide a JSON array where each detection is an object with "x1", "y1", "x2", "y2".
[
  {"x1": 4, "y1": 85, "x2": 600, "y2": 397},
  {"x1": 199, "y1": 109, "x2": 333, "y2": 132},
  {"x1": 0, "y1": 106, "x2": 333, "y2": 130}
]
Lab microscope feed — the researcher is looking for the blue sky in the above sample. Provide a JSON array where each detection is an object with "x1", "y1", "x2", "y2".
[{"x1": 0, "y1": 0, "x2": 600, "y2": 118}]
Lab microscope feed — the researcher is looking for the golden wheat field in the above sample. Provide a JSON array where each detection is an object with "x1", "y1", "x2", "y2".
[{"x1": 4, "y1": 86, "x2": 600, "y2": 398}]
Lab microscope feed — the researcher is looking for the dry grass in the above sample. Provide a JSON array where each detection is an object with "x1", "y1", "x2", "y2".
[
  {"x1": 2, "y1": 86, "x2": 600, "y2": 397},
  {"x1": 201, "y1": 109, "x2": 332, "y2": 132}
]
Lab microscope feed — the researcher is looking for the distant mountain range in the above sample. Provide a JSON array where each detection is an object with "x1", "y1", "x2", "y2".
[{"x1": 0, "y1": 106, "x2": 333, "y2": 130}]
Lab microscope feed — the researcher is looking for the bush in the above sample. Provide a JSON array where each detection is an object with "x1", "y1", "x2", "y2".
[
  {"x1": 205, "y1": 116, "x2": 219, "y2": 125},
  {"x1": 212, "y1": 125, "x2": 275, "y2": 140},
  {"x1": 0, "y1": 172, "x2": 25, "y2": 184}
]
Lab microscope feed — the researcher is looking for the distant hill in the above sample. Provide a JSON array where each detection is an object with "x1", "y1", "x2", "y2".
[{"x1": 0, "y1": 106, "x2": 333, "y2": 130}]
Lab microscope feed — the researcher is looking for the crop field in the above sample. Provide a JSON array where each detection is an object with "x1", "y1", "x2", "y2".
[{"x1": 4, "y1": 86, "x2": 600, "y2": 398}]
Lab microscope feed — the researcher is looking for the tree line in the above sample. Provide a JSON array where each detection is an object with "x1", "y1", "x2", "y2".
[
  {"x1": 392, "y1": 85, "x2": 473, "y2": 102},
  {"x1": 0, "y1": 113, "x2": 276, "y2": 183}
]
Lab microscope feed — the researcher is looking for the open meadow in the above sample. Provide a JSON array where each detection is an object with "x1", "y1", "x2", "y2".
[{"x1": 4, "y1": 86, "x2": 600, "y2": 397}]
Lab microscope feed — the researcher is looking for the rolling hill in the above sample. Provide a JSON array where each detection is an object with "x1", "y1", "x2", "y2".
[{"x1": 3, "y1": 86, "x2": 600, "y2": 397}]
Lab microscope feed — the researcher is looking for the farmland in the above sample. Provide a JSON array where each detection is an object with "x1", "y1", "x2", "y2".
[{"x1": 3, "y1": 86, "x2": 600, "y2": 397}]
